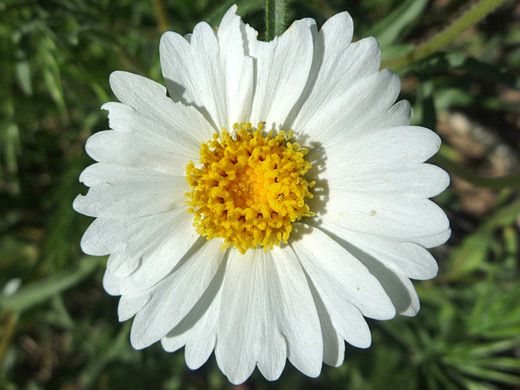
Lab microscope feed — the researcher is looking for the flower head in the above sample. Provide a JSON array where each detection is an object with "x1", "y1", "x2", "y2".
[{"x1": 74, "y1": 5, "x2": 450, "y2": 384}]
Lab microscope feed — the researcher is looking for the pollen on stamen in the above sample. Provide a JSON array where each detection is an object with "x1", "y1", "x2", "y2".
[{"x1": 185, "y1": 122, "x2": 315, "y2": 254}]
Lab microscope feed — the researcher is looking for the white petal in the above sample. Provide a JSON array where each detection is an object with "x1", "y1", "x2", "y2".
[
  {"x1": 268, "y1": 246, "x2": 323, "y2": 378},
  {"x1": 117, "y1": 220, "x2": 198, "y2": 293},
  {"x1": 107, "y1": 72, "x2": 214, "y2": 142},
  {"x1": 395, "y1": 275, "x2": 420, "y2": 317},
  {"x1": 287, "y1": 14, "x2": 382, "y2": 129},
  {"x1": 160, "y1": 25, "x2": 222, "y2": 129},
  {"x1": 160, "y1": 13, "x2": 254, "y2": 130},
  {"x1": 118, "y1": 292, "x2": 151, "y2": 321},
  {"x1": 313, "y1": 126, "x2": 449, "y2": 241},
  {"x1": 247, "y1": 20, "x2": 314, "y2": 127},
  {"x1": 217, "y1": 5, "x2": 255, "y2": 127},
  {"x1": 350, "y1": 251, "x2": 420, "y2": 317},
  {"x1": 322, "y1": 193, "x2": 449, "y2": 239},
  {"x1": 73, "y1": 163, "x2": 187, "y2": 218},
  {"x1": 102, "y1": 269, "x2": 121, "y2": 296},
  {"x1": 257, "y1": 319, "x2": 287, "y2": 381},
  {"x1": 215, "y1": 249, "x2": 268, "y2": 384},
  {"x1": 85, "y1": 130, "x2": 196, "y2": 176},
  {"x1": 130, "y1": 239, "x2": 225, "y2": 349},
  {"x1": 294, "y1": 68, "x2": 401, "y2": 140},
  {"x1": 381, "y1": 99, "x2": 413, "y2": 127},
  {"x1": 90, "y1": 207, "x2": 197, "y2": 283},
  {"x1": 302, "y1": 237, "x2": 371, "y2": 350},
  {"x1": 81, "y1": 207, "x2": 188, "y2": 255},
  {"x1": 161, "y1": 257, "x2": 226, "y2": 370},
  {"x1": 309, "y1": 283, "x2": 346, "y2": 366},
  {"x1": 412, "y1": 229, "x2": 452, "y2": 248},
  {"x1": 318, "y1": 223, "x2": 439, "y2": 280},
  {"x1": 184, "y1": 299, "x2": 220, "y2": 370},
  {"x1": 305, "y1": 97, "x2": 413, "y2": 141},
  {"x1": 256, "y1": 254, "x2": 288, "y2": 381},
  {"x1": 289, "y1": 229, "x2": 372, "y2": 352},
  {"x1": 100, "y1": 102, "x2": 204, "y2": 156},
  {"x1": 215, "y1": 246, "x2": 323, "y2": 383},
  {"x1": 356, "y1": 260, "x2": 419, "y2": 317},
  {"x1": 106, "y1": 249, "x2": 140, "y2": 278},
  {"x1": 81, "y1": 218, "x2": 125, "y2": 256},
  {"x1": 291, "y1": 224, "x2": 395, "y2": 321},
  {"x1": 81, "y1": 209, "x2": 196, "y2": 283},
  {"x1": 319, "y1": 126, "x2": 442, "y2": 173},
  {"x1": 326, "y1": 163, "x2": 450, "y2": 200},
  {"x1": 318, "y1": 226, "x2": 422, "y2": 316}
]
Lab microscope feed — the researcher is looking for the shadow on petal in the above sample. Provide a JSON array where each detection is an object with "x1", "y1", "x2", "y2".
[{"x1": 328, "y1": 231, "x2": 414, "y2": 314}]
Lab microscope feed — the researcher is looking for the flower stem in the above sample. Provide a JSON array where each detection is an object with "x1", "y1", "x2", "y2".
[
  {"x1": 432, "y1": 154, "x2": 520, "y2": 190},
  {"x1": 151, "y1": 0, "x2": 169, "y2": 33},
  {"x1": 265, "y1": 0, "x2": 287, "y2": 40},
  {"x1": 382, "y1": 0, "x2": 510, "y2": 70},
  {"x1": 0, "y1": 313, "x2": 18, "y2": 369}
]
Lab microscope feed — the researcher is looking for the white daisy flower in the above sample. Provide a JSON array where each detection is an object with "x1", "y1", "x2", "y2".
[{"x1": 73, "y1": 5, "x2": 450, "y2": 384}]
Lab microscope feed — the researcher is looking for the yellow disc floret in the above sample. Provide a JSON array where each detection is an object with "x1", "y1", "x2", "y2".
[{"x1": 185, "y1": 122, "x2": 315, "y2": 254}]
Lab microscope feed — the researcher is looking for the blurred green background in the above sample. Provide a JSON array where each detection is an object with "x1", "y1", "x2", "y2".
[{"x1": 1, "y1": 0, "x2": 520, "y2": 389}]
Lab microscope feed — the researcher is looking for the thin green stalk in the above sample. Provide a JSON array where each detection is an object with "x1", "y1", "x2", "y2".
[
  {"x1": 1, "y1": 257, "x2": 100, "y2": 313},
  {"x1": 432, "y1": 154, "x2": 520, "y2": 190},
  {"x1": 117, "y1": 43, "x2": 150, "y2": 76},
  {"x1": 265, "y1": 0, "x2": 287, "y2": 41},
  {"x1": 383, "y1": 0, "x2": 510, "y2": 69},
  {"x1": 0, "y1": 313, "x2": 18, "y2": 369},
  {"x1": 151, "y1": 0, "x2": 169, "y2": 33}
]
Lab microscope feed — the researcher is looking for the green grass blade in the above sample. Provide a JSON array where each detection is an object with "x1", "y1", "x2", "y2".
[
  {"x1": 383, "y1": 0, "x2": 511, "y2": 69},
  {"x1": 369, "y1": 0, "x2": 428, "y2": 49},
  {"x1": 1, "y1": 257, "x2": 100, "y2": 313}
]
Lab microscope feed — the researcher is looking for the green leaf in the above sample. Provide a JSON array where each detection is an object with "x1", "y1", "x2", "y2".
[
  {"x1": 434, "y1": 88, "x2": 475, "y2": 111},
  {"x1": 483, "y1": 198, "x2": 520, "y2": 231},
  {"x1": 0, "y1": 257, "x2": 100, "y2": 313},
  {"x1": 39, "y1": 36, "x2": 67, "y2": 115},
  {"x1": 463, "y1": 339, "x2": 520, "y2": 357},
  {"x1": 1, "y1": 121, "x2": 21, "y2": 175},
  {"x1": 455, "y1": 363, "x2": 520, "y2": 385},
  {"x1": 460, "y1": 377, "x2": 498, "y2": 390},
  {"x1": 265, "y1": 0, "x2": 287, "y2": 41},
  {"x1": 368, "y1": 0, "x2": 428, "y2": 49},
  {"x1": 433, "y1": 154, "x2": 520, "y2": 191},
  {"x1": 385, "y1": 0, "x2": 512, "y2": 69},
  {"x1": 447, "y1": 232, "x2": 493, "y2": 278},
  {"x1": 381, "y1": 43, "x2": 413, "y2": 63},
  {"x1": 398, "y1": 52, "x2": 520, "y2": 90},
  {"x1": 15, "y1": 51, "x2": 32, "y2": 96},
  {"x1": 447, "y1": 199, "x2": 520, "y2": 279},
  {"x1": 79, "y1": 323, "x2": 133, "y2": 388},
  {"x1": 476, "y1": 357, "x2": 520, "y2": 371},
  {"x1": 469, "y1": 288, "x2": 520, "y2": 338},
  {"x1": 414, "y1": 79, "x2": 436, "y2": 131}
]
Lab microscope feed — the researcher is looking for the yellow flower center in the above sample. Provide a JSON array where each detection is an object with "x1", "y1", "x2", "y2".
[{"x1": 185, "y1": 122, "x2": 315, "y2": 254}]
